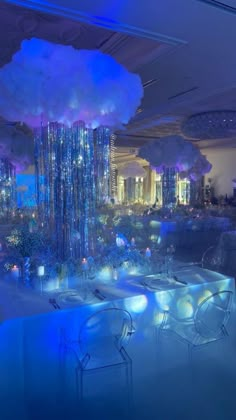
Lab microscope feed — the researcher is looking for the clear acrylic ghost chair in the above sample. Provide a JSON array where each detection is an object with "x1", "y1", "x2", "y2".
[
  {"x1": 158, "y1": 290, "x2": 233, "y2": 364},
  {"x1": 201, "y1": 245, "x2": 222, "y2": 271},
  {"x1": 178, "y1": 245, "x2": 221, "y2": 271},
  {"x1": 60, "y1": 308, "x2": 134, "y2": 404}
]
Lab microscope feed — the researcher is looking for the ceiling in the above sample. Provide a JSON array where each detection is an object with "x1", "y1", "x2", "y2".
[
  {"x1": 1, "y1": 0, "x2": 236, "y2": 158},
  {"x1": 0, "y1": 2, "x2": 174, "y2": 70}
]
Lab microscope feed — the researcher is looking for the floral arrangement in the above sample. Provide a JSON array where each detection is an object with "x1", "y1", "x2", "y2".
[
  {"x1": 6, "y1": 226, "x2": 45, "y2": 258},
  {"x1": 3, "y1": 261, "x2": 17, "y2": 272},
  {"x1": 102, "y1": 245, "x2": 147, "y2": 270}
]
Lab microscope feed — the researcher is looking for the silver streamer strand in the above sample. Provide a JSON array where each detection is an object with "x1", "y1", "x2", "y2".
[
  {"x1": 94, "y1": 127, "x2": 111, "y2": 205},
  {"x1": 0, "y1": 158, "x2": 16, "y2": 216},
  {"x1": 162, "y1": 167, "x2": 177, "y2": 206}
]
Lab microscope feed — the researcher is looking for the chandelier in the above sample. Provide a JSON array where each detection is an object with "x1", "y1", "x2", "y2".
[{"x1": 182, "y1": 110, "x2": 236, "y2": 139}]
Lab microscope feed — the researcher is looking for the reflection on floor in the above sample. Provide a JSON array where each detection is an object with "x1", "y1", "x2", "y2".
[{"x1": 0, "y1": 298, "x2": 235, "y2": 420}]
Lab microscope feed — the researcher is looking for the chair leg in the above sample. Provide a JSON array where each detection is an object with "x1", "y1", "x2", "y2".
[
  {"x1": 154, "y1": 327, "x2": 161, "y2": 360},
  {"x1": 188, "y1": 344, "x2": 194, "y2": 380},
  {"x1": 155, "y1": 327, "x2": 164, "y2": 370},
  {"x1": 59, "y1": 346, "x2": 66, "y2": 399},
  {"x1": 126, "y1": 362, "x2": 133, "y2": 408},
  {"x1": 76, "y1": 367, "x2": 83, "y2": 402},
  {"x1": 188, "y1": 344, "x2": 193, "y2": 364},
  {"x1": 222, "y1": 325, "x2": 229, "y2": 337}
]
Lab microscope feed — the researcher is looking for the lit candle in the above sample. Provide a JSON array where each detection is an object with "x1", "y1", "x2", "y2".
[
  {"x1": 169, "y1": 244, "x2": 175, "y2": 254},
  {"x1": 11, "y1": 265, "x2": 20, "y2": 279},
  {"x1": 145, "y1": 247, "x2": 151, "y2": 258},
  {"x1": 37, "y1": 266, "x2": 45, "y2": 277},
  {"x1": 113, "y1": 268, "x2": 118, "y2": 281},
  {"x1": 82, "y1": 258, "x2": 88, "y2": 271},
  {"x1": 131, "y1": 237, "x2": 135, "y2": 247}
]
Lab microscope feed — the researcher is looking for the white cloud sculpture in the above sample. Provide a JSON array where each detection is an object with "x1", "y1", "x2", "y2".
[
  {"x1": 0, "y1": 123, "x2": 33, "y2": 171},
  {"x1": 138, "y1": 135, "x2": 212, "y2": 180},
  {"x1": 179, "y1": 154, "x2": 212, "y2": 181},
  {"x1": 0, "y1": 38, "x2": 143, "y2": 128},
  {"x1": 119, "y1": 162, "x2": 146, "y2": 179}
]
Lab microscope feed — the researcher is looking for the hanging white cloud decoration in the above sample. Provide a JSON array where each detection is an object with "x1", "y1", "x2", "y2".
[
  {"x1": 119, "y1": 162, "x2": 146, "y2": 179},
  {"x1": 0, "y1": 123, "x2": 33, "y2": 172},
  {"x1": 138, "y1": 135, "x2": 211, "y2": 180},
  {"x1": 179, "y1": 154, "x2": 212, "y2": 181},
  {"x1": 0, "y1": 38, "x2": 143, "y2": 128}
]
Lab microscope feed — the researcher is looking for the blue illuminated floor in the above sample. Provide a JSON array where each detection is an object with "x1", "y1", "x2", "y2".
[
  {"x1": 1, "y1": 305, "x2": 236, "y2": 420},
  {"x1": 24, "y1": 345, "x2": 236, "y2": 420}
]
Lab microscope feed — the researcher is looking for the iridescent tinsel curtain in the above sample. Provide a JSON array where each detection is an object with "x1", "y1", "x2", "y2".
[
  {"x1": 162, "y1": 167, "x2": 177, "y2": 206},
  {"x1": 35, "y1": 121, "x2": 96, "y2": 260},
  {"x1": 124, "y1": 178, "x2": 135, "y2": 203},
  {"x1": 94, "y1": 127, "x2": 111, "y2": 205},
  {"x1": 190, "y1": 178, "x2": 203, "y2": 206},
  {"x1": 0, "y1": 158, "x2": 16, "y2": 216}
]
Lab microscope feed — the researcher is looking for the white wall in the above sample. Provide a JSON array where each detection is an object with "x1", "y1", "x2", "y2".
[{"x1": 203, "y1": 147, "x2": 236, "y2": 197}]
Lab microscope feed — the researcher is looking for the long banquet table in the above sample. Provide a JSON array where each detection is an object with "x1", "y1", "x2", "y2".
[
  {"x1": 118, "y1": 215, "x2": 231, "y2": 248},
  {"x1": 0, "y1": 266, "x2": 234, "y2": 416}
]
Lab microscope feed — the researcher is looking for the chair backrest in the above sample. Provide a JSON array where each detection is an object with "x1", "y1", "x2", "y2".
[
  {"x1": 194, "y1": 290, "x2": 233, "y2": 338},
  {"x1": 79, "y1": 308, "x2": 133, "y2": 363},
  {"x1": 201, "y1": 245, "x2": 222, "y2": 271}
]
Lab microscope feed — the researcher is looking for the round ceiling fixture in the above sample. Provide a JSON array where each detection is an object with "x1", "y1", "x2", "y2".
[{"x1": 182, "y1": 110, "x2": 236, "y2": 139}]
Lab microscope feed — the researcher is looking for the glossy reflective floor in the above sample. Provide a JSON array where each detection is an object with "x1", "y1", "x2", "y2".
[{"x1": 0, "y1": 295, "x2": 235, "y2": 420}]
